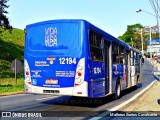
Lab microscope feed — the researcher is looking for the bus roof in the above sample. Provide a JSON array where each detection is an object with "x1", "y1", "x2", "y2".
[{"x1": 26, "y1": 19, "x2": 131, "y2": 50}]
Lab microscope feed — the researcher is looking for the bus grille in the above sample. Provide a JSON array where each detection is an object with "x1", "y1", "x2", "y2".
[{"x1": 43, "y1": 90, "x2": 60, "y2": 93}]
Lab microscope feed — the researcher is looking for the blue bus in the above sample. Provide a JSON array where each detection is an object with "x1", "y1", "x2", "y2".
[{"x1": 24, "y1": 19, "x2": 142, "y2": 98}]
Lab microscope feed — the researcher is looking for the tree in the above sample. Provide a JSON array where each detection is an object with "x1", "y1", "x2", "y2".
[
  {"x1": 0, "y1": 0, "x2": 12, "y2": 30},
  {"x1": 118, "y1": 24, "x2": 143, "y2": 50}
]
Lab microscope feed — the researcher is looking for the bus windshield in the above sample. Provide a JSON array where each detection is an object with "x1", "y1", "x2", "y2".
[{"x1": 26, "y1": 22, "x2": 81, "y2": 56}]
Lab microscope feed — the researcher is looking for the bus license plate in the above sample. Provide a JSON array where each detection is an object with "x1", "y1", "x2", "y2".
[{"x1": 45, "y1": 79, "x2": 58, "y2": 84}]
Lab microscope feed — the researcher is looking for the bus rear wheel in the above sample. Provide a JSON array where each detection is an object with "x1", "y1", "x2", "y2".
[{"x1": 115, "y1": 81, "x2": 121, "y2": 99}]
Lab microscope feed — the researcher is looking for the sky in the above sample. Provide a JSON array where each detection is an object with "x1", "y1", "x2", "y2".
[{"x1": 7, "y1": 0, "x2": 157, "y2": 37}]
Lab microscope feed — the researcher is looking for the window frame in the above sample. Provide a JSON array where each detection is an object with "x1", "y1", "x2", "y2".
[{"x1": 89, "y1": 29, "x2": 103, "y2": 62}]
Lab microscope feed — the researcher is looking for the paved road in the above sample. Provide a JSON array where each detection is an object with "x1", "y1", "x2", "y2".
[{"x1": 0, "y1": 58, "x2": 158, "y2": 120}]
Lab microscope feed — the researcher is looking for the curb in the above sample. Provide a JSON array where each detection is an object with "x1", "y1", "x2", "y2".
[{"x1": 0, "y1": 91, "x2": 24, "y2": 97}]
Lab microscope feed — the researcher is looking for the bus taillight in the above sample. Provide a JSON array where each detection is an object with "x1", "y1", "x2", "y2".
[
  {"x1": 27, "y1": 82, "x2": 32, "y2": 85},
  {"x1": 76, "y1": 77, "x2": 83, "y2": 84},
  {"x1": 25, "y1": 88, "x2": 28, "y2": 92},
  {"x1": 74, "y1": 83, "x2": 79, "y2": 87},
  {"x1": 24, "y1": 59, "x2": 31, "y2": 85},
  {"x1": 26, "y1": 71, "x2": 29, "y2": 76},
  {"x1": 77, "y1": 92, "x2": 82, "y2": 94},
  {"x1": 74, "y1": 58, "x2": 85, "y2": 86},
  {"x1": 77, "y1": 72, "x2": 82, "y2": 77}
]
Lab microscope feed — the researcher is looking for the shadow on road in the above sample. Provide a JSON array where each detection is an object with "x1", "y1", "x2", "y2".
[
  {"x1": 41, "y1": 95, "x2": 114, "y2": 108},
  {"x1": 40, "y1": 86, "x2": 139, "y2": 109},
  {"x1": 157, "y1": 99, "x2": 160, "y2": 105},
  {"x1": 153, "y1": 73, "x2": 160, "y2": 81}
]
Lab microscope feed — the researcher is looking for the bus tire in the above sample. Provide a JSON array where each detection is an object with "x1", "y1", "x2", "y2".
[{"x1": 115, "y1": 80, "x2": 121, "y2": 99}]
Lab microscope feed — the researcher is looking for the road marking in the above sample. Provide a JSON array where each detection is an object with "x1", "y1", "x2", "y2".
[
  {"x1": 90, "y1": 80, "x2": 157, "y2": 120},
  {"x1": 37, "y1": 96, "x2": 58, "y2": 101}
]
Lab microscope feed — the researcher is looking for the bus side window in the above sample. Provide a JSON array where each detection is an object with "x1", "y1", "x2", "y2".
[
  {"x1": 113, "y1": 53, "x2": 118, "y2": 63},
  {"x1": 130, "y1": 50, "x2": 134, "y2": 65},
  {"x1": 112, "y1": 42, "x2": 119, "y2": 64},
  {"x1": 91, "y1": 50, "x2": 97, "y2": 61},
  {"x1": 119, "y1": 46, "x2": 124, "y2": 64},
  {"x1": 90, "y1": 47, "x2": 103, "y2": 61},
  {"x1": 89, "y1": 30, "x2": 103, "y2": 62}
]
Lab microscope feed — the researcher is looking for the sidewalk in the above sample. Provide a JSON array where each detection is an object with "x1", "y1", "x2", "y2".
[
  {"x1": 121, "y1": 58, "x2": 160, "y2": 112},
  {"x1": 122, "y1": 81, "x2": 160, "y2": 111},
  {"x1": 149, "y1": 57, "x2": 160, "y2": 69}
]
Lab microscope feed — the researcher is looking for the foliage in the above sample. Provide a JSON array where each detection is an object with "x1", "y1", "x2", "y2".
[
  {"x1": 0, "y1": 0, "x2": 24, "y2": 94},
  {"x1": 0, "y1": 27, "x2": 24, "y2": 46},
  {"x1": 0, "y1": 0, "x2": 12, "y2": 31},
  {"x1": 118, "y1": 24, "x2": 143, "y2": 50},
  {"x1": 118, "y1": 23, "x2": 160, "y2": 51},
  {"x1": 0, "y1": 28, "x2": 24, "y2": 78}
]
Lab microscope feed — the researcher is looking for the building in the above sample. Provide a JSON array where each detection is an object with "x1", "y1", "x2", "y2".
[{"x1": 147, "y1": 39, "x2": 160, "y2": 53}]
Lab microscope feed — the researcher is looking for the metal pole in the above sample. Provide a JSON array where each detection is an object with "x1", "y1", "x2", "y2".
[
  {"x1": 150, "y1": 27, "x2": 152, "y2": 59},
  {"x1": 141, "y1": 28, "x2": 144, "y2": 56},
  {"x1": 158, "y1": 24, "x2": 160, "y2": 39},
  {"x1": 131, "y1": 38, "x2": 133, "y2": 47},
  {"x1": 15, "y1": 59, "x2": 17, "y2": 85}
]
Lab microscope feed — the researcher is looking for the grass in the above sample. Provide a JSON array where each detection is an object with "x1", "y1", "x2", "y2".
[
  {"x1": 0, "y1": 27, "x2": 24, "y2": 95},
  {"x1": 0, "y1": 78, "x2": 24, "y2": 95}
]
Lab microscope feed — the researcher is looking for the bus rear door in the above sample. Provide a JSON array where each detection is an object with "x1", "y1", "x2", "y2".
[{"x1": 104, "y1": 41, "x2": 110, "y2": 95}]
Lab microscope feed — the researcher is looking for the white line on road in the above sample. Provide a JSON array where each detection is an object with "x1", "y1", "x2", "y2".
[{"x1": 90, "y1": 80, "x2": 157, "y2": 120}]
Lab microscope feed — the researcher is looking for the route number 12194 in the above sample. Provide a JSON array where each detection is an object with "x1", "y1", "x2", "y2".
[{"x1": 59, "y1": 58, "x2": 76, "y2": 64}]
